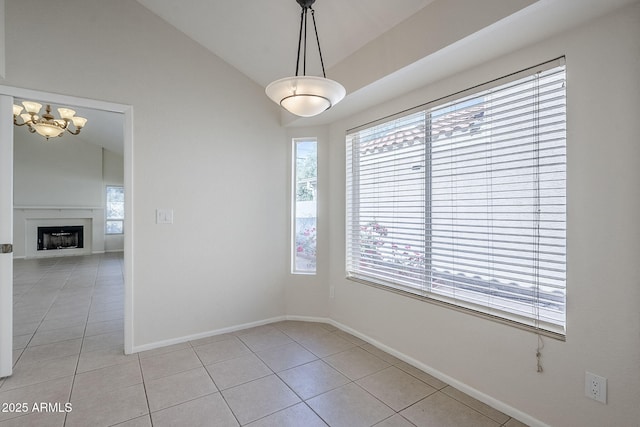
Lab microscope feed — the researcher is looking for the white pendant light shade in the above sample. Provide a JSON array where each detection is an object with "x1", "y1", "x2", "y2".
[
  {"x1": 266, "y1": 0, "x2": 346, "y2": 118},
  {"x1": 266, "y1": 76, "x2": 345, "y2": 117}
]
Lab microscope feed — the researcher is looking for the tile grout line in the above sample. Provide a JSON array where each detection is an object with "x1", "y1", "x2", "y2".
[
  {"x1": 191, "y1": 342, "x2": 242, "y2": 426},
  {"x1": 232, "y1": 328, "x2": 317, "y2": 426},
  {"x1": 9, "y1": 256, "x2": 97, "y2": 426},
  {"x1": 268, "y1": 325, "x2": 402, "y2": 427},
  {"x1": 138, "y1": 353, "x2": 154, "y2": 426},
  {"x1": 65, "y1": 255, "x2": 101, "y2": 427},
  {"x1": 247, "y1": 327, "x2": 328, "y2": 425},
  {"x1": 10, "y1": 257, "x2": 69, "y2": 371},
  {"x1": 276, "y1": 324, "x2": 452, "y2": 427}
]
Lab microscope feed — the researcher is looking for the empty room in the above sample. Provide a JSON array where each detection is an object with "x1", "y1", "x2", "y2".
[{"x1": 0, "y1": 0, "x2": 638, "y2": 426}]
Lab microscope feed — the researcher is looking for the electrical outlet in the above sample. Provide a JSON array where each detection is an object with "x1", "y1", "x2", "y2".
[
  {"x1": 585, "y1": 372, "x2": 607, "y2": 403},
  {"x1": 329, "y1": 285, "x2": 335, "y2": 298}
]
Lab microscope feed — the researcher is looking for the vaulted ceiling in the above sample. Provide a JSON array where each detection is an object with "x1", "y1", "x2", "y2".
[
  {"x1": 136, "y1": 0, "x2": 434, "y2": 89},
  {"x1": 135, "y1": 0, "x2": 637, "y2": 127},
  {"x1": 19, "y1": 0, "x2": 634, "y2": 154}
]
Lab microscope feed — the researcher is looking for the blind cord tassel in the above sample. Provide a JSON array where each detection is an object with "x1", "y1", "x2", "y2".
[
  {"x1": 536, "y1": 335, "x2": 544, "y2": 373},
  {"x1": 536, "y1": 351, "x2": 543, "y2": 373}
]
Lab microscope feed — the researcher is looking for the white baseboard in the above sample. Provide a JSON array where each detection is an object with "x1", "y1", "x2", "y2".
[
  {"x1": 130, "y1": 315, "x2": 287, "y2": 353},
  {"x1": 285, "y1": 314, "x2": 331, "y2": 323}
]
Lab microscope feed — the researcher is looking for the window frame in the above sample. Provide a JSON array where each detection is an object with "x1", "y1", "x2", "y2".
[
  {"x1": 346, "y1": 58, "x2": 567, "y2": 338},
  {"x1": 292, "y1": 138, "x2": 318, "y2": 274},
  {"x1": 105, "y1": 185, "x2": 124, "y2": 235}
]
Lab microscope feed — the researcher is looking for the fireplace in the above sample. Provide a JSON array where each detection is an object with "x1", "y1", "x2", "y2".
[{"x1": 37, "y1": 226, "x2": 84, "y2": 251}]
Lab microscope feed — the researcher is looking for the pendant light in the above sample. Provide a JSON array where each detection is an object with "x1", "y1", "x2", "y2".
[{"x1": 265, "y1": 0, "x2": 346, "y2": 117}]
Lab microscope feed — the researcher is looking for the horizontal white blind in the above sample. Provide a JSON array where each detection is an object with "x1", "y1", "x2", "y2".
[
  {"x1": 346, "y1": 60, "x2": 566, "y2": 335},
  {"x1": 347, "y1": 111, "x2": 427, "y2": 290}
]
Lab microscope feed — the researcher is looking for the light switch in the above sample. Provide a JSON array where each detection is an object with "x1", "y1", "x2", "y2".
[{"x1": 156, "y1": 208, "x2": 174, "y2": 224}]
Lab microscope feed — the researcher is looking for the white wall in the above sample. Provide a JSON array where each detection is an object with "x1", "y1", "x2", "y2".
[
  {"x1": 2, "y1": 0, "x2": 287, "y2": 347},
  {"x1": 103, "y1": 148, "x2": 124, "y2": 188},
  {"x1": 13, "y1": 131, "x2": 103, "y2": 207},
  {"x1": 284, "y1": 126, "x2": 331, "y2": 319},
  {"x1": 12, "y1": 131, "x2": 113, "y2": 258},
  {"x1": 327, "y1": 4, "x2": 640, "y2": 427}
]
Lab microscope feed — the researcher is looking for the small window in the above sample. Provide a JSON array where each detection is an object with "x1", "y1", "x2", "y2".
[
  {"x1": 106, "y1": 186, "x2": 124, "y2": 235},
  {"x1": 293, "y1": 138, "x2": 317, "y2": 274}
]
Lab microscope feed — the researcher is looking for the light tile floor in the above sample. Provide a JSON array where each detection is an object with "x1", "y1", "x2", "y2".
[{"x1": 1, "y1": 254, "x2": 530, "y2": 426}]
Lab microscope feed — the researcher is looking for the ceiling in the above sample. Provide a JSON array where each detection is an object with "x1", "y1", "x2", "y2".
[
  {"x1": 135, "y1": 0, "x2": 636, "y2": 129},
  {"x1": 135, "y1": 0, "x2": 435, "y2": 89},
  {"x1": 18, "y1": 0, "x2": 633, "y2": 154}
]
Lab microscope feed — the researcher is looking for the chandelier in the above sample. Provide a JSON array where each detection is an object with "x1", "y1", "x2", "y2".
[
  {"x1": 13, "y1": 101, "x2": 88, "y2": 140},
  {"x1": 265, "y1": 0, "x2": 346, "y2": 118}
]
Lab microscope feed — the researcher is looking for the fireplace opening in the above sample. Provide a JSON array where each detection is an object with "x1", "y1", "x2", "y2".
[{"x1": 37, "y1": 226, "x2": 84, "y2": 251}]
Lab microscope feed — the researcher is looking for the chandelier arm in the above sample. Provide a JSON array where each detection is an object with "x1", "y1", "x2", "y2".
[
  {"x1": 13, "y1": 118, "x2": 27, "y2": 126},
  {"x1": 295, "y1": 7, "x2": 305, "y2": 76},
  {"x1": 310, "y1": 7, "x2": 326, "y2": 78},
  {"x1": 65, "y1": 127, "x2": 81, "y2": 136}
]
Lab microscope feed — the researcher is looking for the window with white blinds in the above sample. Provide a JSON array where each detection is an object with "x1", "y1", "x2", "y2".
[{"x1": 346, "y1": 59, "x2": 566, "y2": 336}]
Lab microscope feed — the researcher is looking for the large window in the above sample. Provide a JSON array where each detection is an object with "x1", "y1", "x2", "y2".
[
  {"x1": 106, "y1": 186, "x2": 124, "y2": 235},
  {"x1": 293, "y1": 139, "x2": 317, "y2": 273},
  {"x1": 346, "y1": 59, "x2": 566, "y2": 336}
]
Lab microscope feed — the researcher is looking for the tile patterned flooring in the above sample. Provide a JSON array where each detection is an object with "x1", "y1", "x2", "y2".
[{"x1": 1, "y1": 254, "x2": 530, "y2": 426}]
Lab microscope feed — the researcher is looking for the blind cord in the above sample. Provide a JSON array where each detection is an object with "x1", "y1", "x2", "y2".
[{"x1": 534, "y1": 71, "x2": 544, "y2": 373}]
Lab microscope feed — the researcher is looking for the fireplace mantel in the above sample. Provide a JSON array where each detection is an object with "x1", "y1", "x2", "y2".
[{"x1": 13, "y1": 207, "x2": 105, "y2": 259}]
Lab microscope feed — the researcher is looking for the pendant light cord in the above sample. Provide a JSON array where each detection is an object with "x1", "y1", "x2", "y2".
[
  {"x1": 295, "y1": 7, "x2": 305, "y2": 76},
  {"x1": 303, "y1": 7, "x2": 308, "y2": 75},
  {"x1": 310, "y1": 8, "x2": 327, "y2": 78},
  {"x1": 294, "y1": 5, "x2": 327, "y2": 78}
]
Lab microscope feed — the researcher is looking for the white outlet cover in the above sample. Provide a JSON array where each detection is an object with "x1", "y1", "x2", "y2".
[
  {"x1": 156, "y1": 208, "x2": 174, "y2": 224},
  {"x1": 585, "y1": 372, "x2": 607, "y2": 404}
]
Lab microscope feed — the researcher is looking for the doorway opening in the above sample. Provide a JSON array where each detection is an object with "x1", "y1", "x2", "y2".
[{"x1": 0, "y1": 86, "x2": 134, "y2": 378}]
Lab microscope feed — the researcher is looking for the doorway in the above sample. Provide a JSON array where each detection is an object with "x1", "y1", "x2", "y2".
[{"x1": 0, "y1": 86, "x2": 134, "y2": 379}]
